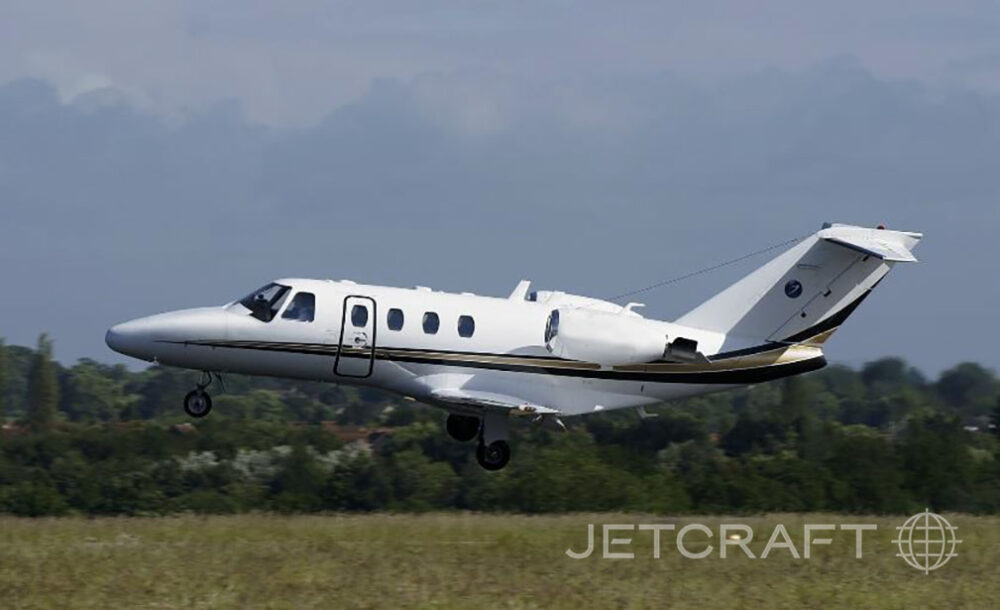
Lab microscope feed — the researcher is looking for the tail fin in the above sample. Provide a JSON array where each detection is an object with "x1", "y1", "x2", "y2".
[{"x1": 676, "y1": 223, "x2": 921, "y2": 345}]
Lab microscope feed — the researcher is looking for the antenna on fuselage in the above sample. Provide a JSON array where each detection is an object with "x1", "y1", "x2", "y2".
[
  {"x1": 607, "y1": 233, "x2": 808, "y2": 302},
  {"x1": 508, "y1": 279, "x2": 532, "y2": 301}
]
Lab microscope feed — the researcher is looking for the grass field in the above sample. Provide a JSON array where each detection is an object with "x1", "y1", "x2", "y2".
[{"x1": 0, "y1": 512, "x2": 996, "y2": 609}]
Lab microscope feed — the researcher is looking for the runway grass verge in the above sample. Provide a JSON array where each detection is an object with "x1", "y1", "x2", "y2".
[{"x1": 0, "y1": 512, "x2": 996, "y2": 609}]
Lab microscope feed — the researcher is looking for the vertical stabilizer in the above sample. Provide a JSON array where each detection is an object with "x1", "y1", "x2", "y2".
[{"x1": 675, "y1": 224, "x2": 921, "y2": 345}]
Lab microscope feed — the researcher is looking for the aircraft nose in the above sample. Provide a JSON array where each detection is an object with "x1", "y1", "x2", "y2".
[
  {"x1": 106, "y1": 318, "x2": 157, "y2": 361},
  {"x1": 106, "y1": 308, "x2": 230, "y2": 362}
]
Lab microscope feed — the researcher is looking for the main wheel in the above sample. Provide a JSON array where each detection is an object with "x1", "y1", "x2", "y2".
[
  {"x1": 446, "y1": 414, "x2": 480, "y2": 442},
  {"x1": 183, "y1": 389, "x2": 212, "y2": 418},
  {"x1": 476, "y1": 440, "x2": 511, "y2": 471}
]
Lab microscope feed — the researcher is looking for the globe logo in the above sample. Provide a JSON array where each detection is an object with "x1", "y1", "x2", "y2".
[
  {"x1": 784, "y1": 280, "x2": 803, "y2": 299},
  {"x1": 892, "y1": 509, "x2": 961, "y2": 574}
]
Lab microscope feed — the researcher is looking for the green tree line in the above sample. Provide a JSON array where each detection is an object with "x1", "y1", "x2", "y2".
[{"x1": 1, "y1": 335, "x2": 999, "y2": 516}]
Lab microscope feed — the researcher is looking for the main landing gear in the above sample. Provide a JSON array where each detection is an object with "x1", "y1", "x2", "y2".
[
  {"x1": 476, "y1": 439, "x2": 510, "y2": 471},
  {"x1": 446, "y1": 414, "x2": 480, "y2": 442},
  {"x1": 446, "y1": 412, "x2": 511, "y2": 471},
  {"x1": 183, "y1": 371, "x2": 218, "y2": 418}
]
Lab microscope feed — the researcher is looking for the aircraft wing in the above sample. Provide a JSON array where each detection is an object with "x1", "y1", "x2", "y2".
[{"x1": 428, "y1": 388, "x2": 561, "y2": 415}]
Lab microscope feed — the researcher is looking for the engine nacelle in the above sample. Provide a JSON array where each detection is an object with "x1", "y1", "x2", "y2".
[{"x1": 544, "y1": 307, "x2": 670, "y2": 366}]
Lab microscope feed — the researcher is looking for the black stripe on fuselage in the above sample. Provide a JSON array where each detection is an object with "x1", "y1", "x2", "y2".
[
  {"x1": 381, "y1": 350, "x2": 827, "y2": 383},
  {"x1": 157, "y1": 339, "x2": 825, "y2": 384}
]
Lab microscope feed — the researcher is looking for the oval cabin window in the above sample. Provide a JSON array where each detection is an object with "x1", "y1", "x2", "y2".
[
  {"x1": 423, "y1": 312, "x2": 440, "y2": 334},
  {"x1": 458, "y1": 315, "x2": 475, "y2": 338},
  {"x1": 387, "y1": 308, "x2": 404, "y2": 331}
]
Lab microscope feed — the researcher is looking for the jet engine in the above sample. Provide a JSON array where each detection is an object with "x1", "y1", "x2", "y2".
[{"x1": 544, "y1": 307, "x2": 670, "y2": 366}]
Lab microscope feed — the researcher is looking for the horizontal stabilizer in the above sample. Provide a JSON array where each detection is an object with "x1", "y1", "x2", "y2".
[{"x1": 818, "y1": 225, "x2": 921, "y2": 263}]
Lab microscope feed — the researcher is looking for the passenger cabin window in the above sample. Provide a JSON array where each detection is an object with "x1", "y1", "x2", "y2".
[
  {"x1": 281, "y1": 292, "x2": 315, "y2": 322},
  {"x1": 239, "y1": 283, "x2": 290, "y2": 322},
  {"x1": 458, "y1": 315, "x2": 475, "y2": 338},
  {"x1": 351, "y1": 304, "x2": 369, "y2": 327},
  {"x1": 387, "y1": 308, "x2": 404, "y2": 331},
  {"x1": 422, "y1": 312, "x2": 440, "y2": 334}
]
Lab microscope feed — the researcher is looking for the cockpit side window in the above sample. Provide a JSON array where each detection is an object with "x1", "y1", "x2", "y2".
[
  {"x1": 239, "y1": 283, "x2": 291, "y2": 322},
  {"x1": 281, "y1": 292, "x2": 316, "y2": 322}
]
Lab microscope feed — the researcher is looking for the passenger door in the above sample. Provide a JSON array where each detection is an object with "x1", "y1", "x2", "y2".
[{"x1": 335, "y1": 295, "x2": 377, "y2": 378}]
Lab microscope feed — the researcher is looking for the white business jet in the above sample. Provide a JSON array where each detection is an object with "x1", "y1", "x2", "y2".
[{"x1": 106, "y1": 223, "x2": 920, "y2": 470}]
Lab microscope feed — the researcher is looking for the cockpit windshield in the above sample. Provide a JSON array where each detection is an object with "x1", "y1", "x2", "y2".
[{"x1": 238, "y1": 283, "x2": 291, "y2": 322}]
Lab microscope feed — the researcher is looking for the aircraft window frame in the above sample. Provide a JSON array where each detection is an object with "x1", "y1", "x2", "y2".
[
  {"x1": 387, "y1": 308, "x2": 404, "y2": 331},
  {"x1": 457, "y1": 315, "x2": 475, "y2": 338},
  {"x1": 351, "y1": 304, "x2": 369, "y2": 328},
  {"x1": 281, "y1": 292, "x2": 316, "y2": 322},
  {"x1": 422, "y1": 312, "x2": 440, "y2": 335},
  {"x1": 239, "y1": 283, "x2": 291, "y2": 323}
]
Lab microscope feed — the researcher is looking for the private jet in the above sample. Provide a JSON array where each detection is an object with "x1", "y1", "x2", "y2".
[{"x1": 106, "y1": 223, "x2": 920, "y2": 470}]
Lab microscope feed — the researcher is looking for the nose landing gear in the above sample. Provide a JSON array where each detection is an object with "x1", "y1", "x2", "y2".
[
  {"x1": 183, "y1": 371, "x2": 219, "y2": 418},
  {"x1": 183, "y1": 389, "x2": 212, "y2": 418}
]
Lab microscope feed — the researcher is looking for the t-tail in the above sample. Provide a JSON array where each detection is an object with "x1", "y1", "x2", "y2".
[{"x1": 676, "y1": 223, "x2": 922, "y2": 352}]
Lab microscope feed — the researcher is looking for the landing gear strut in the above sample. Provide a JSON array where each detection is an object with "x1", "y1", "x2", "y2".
[{"x1": 183, "y1": 371, "x2": 217, "y2": 418}]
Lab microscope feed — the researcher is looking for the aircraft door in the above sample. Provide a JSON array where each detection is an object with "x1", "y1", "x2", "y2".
[{"x1": 335, "y1": 295, "x2": 377, "y2": 378}]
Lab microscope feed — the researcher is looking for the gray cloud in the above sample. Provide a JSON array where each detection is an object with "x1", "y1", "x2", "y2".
[
  {"x1": 3, "y1": 2, "x2": 1000, "y2": 125},
  {"x1": 0, "y1": 60, "x2": 997, "y2": 374}
]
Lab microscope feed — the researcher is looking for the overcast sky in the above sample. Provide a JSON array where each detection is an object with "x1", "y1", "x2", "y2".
[{"x1": 1, "y1": 1, "x2": 998, "y2": 375}]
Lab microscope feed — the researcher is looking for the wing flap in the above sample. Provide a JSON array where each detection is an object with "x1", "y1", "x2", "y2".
[{"x1": 429, "y1": 388, "x2": 560, "y2": 415}]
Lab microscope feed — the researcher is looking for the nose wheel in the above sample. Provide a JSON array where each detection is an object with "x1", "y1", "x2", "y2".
[
  {"x1": 183, "y1": 371, "x2": 218, "y2": 418},
  {"x1": 183, "y1": 389, "x2": 212, "y2": 418}
]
